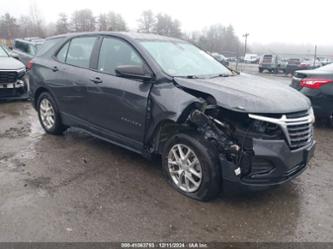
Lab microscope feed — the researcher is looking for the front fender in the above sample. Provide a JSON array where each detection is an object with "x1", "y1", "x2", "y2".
[{"x1": 144, "y1": 82, "x2": 201, "y2": 144}]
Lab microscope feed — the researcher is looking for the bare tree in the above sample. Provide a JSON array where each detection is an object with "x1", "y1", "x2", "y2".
[
  {"x1": 137, "y1": 10, "x2": 155, "y2": 33},
  {"x1": 45, "y1": 22, "x2": 57, "y2": 37},
  {"x1": 98, "y1": 14, "x2": 108, "y2": 31},
  {"x1": 96, "y1": 12, "x2": 127, "y2": 31},
  {"x1": 70, "y1": 9, "x2": 95, "y2": 32},
  {"x1": 28, "y1": 3, "x2": 45, "y2": 37},
  {"x1": 153, "y1": 13, "x2": 182, "y2": 38},
  {"x1": 188, "y1": 24, "x2": 242, "y2": 57},
  {"x1": 106, "y1": 12, "x2": 127, "y2": 31},
  {"x1": 56, "y1": 13, "x2": 69, "y2": 34},
  {"x1": 0, "y1": 13, "x2": 19, "y2": 39}
]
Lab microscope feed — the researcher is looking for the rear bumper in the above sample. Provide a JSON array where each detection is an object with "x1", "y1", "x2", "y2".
[{"x1": 221, "y1": 138, "x2": 315, "y2": 192}]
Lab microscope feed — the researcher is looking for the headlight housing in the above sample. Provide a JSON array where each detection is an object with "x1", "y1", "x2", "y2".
[{"x1": 17, "y1": 68, "x2": 26, "y2": 79}]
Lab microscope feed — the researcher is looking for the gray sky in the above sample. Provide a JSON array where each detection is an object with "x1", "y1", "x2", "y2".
[{"x1": 2, "y1": 0, "x2": 332, "y2": 46}]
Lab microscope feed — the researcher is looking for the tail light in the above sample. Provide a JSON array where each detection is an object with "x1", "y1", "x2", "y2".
[
  {"x1": 27, "y1": 60, "x2": 33, "y2": 70},
  {"x1": 300, "y1": 78, "x2": 333, "y2": 89}
]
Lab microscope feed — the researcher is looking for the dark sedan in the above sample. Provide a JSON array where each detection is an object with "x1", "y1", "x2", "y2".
[{"x1": 290, "y1": 63, "x2": 333, "y2": 124}]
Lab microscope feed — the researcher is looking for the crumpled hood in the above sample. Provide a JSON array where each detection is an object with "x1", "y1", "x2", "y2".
[
  {"x1": 0, "y1": 57, "x2": 25, "y2": 70},
  {"x1": 174, "y1": 73, "x2": 311, "y2": 114}
]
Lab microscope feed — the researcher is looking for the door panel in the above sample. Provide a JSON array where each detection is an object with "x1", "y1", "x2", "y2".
[
  {"x1": 48, "y1": 36, "x2": 98, "y2": 121},
  {"x1": 86, "y1": 73, "x2": 151, "y2": 143},
  {"x1": 88, "y1": 36, "x2": 152, "y2": 144}
]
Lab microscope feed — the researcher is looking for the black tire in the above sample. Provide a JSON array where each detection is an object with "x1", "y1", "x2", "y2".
[
  {"x1": 162, "y1": 133, "x2": 221, "y2": 201},
  {"x1": 259, "y1": 68, "x2": 263, "y2": 73},
  {"x1": 37, "y1": 92, "x2": 67, "y2": 135}
]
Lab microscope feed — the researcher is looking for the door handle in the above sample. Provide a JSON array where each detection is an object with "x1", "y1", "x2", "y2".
[
  {"x1": 90, "y1": 77, "x2": 103, "y2": 84},
  {"x1": 52, "y1": 66, "x2": 59, "y2": 72}
]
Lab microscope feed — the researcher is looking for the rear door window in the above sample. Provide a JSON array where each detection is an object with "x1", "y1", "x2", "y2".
[
  {"x1": 65, "y1": 36, "x2": 97, "y2": 68},
  {"x1": 37, "y1": 38, "x2": 61, "y2": 56},
  {"x1": 56, "y1": 42, "x2": 70, "y2": 63},
  {"x1": 97, "y1": 37, "x2": 144, "y2": 75}
]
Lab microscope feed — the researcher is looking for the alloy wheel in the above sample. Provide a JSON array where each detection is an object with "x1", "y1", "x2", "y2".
[
  {"x1": 167, "y1": 144, "x2": 202, "y2": 193},
  {"x1": 39, "y1": 98, "x2": 55, "y2": 130}
]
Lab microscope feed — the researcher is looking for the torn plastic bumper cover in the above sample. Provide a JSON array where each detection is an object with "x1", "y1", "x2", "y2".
[
  {"x1": 188, "y1": 107, "x2": 316, "y2": 192},
  {"x1": 222, "y1": 138, "x2": 316, "y2": 191}
]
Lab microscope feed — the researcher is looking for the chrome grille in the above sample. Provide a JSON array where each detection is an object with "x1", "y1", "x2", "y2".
[
  {"x1": 286, "y1": 115, "x2": 313, "y2": 150},
  {"x1": 249, "y1": 109, "x2": 315, "y2": 151},
  {"x1": 0, "y1": 71, "x2": 17, "y2": 83}
]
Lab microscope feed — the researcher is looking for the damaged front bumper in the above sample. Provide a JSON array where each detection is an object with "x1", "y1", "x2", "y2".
[
  {"x1": 221, "y1": 138, "x2": 316, "y2": 192},
  {"x1": 0, "y1": 79, "x2": 28, "y2": 100}
]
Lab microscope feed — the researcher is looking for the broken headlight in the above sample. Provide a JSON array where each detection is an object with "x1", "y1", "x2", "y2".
[
  {"x1": 17, "y1": 68, "x2": 26, "y2": 79},
  {"x1": 250, "y1": 120, "x2": 283, "y2": 139}
]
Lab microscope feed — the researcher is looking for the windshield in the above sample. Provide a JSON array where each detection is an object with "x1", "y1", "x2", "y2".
[
  {"x1": 140, "y1": 40, "x2": 231, "y2": 77},
  {"x1": 0, "y1": 46, "x2": 9, "y2": 57}
]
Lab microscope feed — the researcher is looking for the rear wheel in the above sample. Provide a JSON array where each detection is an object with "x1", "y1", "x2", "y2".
[
  {"x1": 37, "y1": 92, "x2": 67, "y2": 135},
  {"x1": 259, "y1": 68, "x2": 263, "y2": 73},
  {"x1": 162, "y1": 133, "x2": 221, "y2": 201}
]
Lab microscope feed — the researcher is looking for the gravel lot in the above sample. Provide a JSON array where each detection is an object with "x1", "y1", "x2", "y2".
[{"x1": 0, "y1": 69, "x2": 332, "y2": 242}]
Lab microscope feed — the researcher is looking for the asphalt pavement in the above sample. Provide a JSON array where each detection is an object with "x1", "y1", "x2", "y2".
[{"x1": 0, "y1": 69, "x2": 332, "y2": 242}]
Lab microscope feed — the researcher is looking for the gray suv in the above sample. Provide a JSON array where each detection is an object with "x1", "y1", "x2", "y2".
[
  {"x1": 12, "y1": 38, "x2": 44, "y2": 66},
  {"x1": 28, "y1": 32, "x2": 316, "y2": 201}
]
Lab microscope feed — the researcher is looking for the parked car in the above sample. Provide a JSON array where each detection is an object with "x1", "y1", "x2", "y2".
[
  {"x1": 211, "y1": 53, "x2": 229, "y2": 67},
  {"x1": 29, "y1": 32, "x2": 315, "y2": 201},
  {"x1": 227, "y1": 57, "x2": 237, "y2": 62},
  {"x1": 0, "y1": 45, "x2": 27, "y2": 99},
  {"x1": 299, "y1": 58, "x2": 322, "y2": 70},
  {"x1": 244, "y1": 53, "x2": 259, "y2": 64},
  {"x1": 290, "y1": 63, "x2": 333, "y2": 124},
  {"x1": 286, "y1": 58, "x2": 301, "y2": 75},
  {"x1": 318, "y1": 57, "x2": 332, "y2": 66},
  {"x1": 258, "y1": 54, "x2": 285, "y2": 73},
  {"x1": 12, "y1": 37, "x2": 44, "y2": 66}
]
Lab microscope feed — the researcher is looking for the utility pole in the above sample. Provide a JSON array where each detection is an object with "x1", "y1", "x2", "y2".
[
  {"x1": 243, "y1": 33, "x2": 250, "y2": 57},
  {"x1": 313, "y1": 45, "x2": 317, "y2": 68}
]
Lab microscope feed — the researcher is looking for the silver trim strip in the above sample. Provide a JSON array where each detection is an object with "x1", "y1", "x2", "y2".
[{"x1": 249, "y1": 108, "x2": 315, "y2": 150}]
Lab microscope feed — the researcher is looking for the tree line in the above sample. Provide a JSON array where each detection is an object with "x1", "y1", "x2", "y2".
[{"x1": 0, "y1": 8, "x2": 244, "y2": 56}]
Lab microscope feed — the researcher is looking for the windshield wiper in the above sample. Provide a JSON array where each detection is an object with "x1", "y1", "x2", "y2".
[
  {"x1": 209, "y1": 74, "x2": 232, "y2": 79},
  {"x1": 176, "y1": 75, "x2": 200, "y2": 79}
]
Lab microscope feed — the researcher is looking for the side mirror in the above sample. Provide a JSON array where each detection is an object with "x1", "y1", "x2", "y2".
[{"x1": 115, "y1": 65, "x2": 152, "y2": 81}]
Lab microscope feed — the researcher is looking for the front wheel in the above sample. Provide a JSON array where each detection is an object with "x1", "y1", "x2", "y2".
[
  {"x1": 37, "y1": 92, "x2": 67, "y2": 135},
  {"x1": 162, "y1": 133, "x2": 221, "y2": 201}
]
